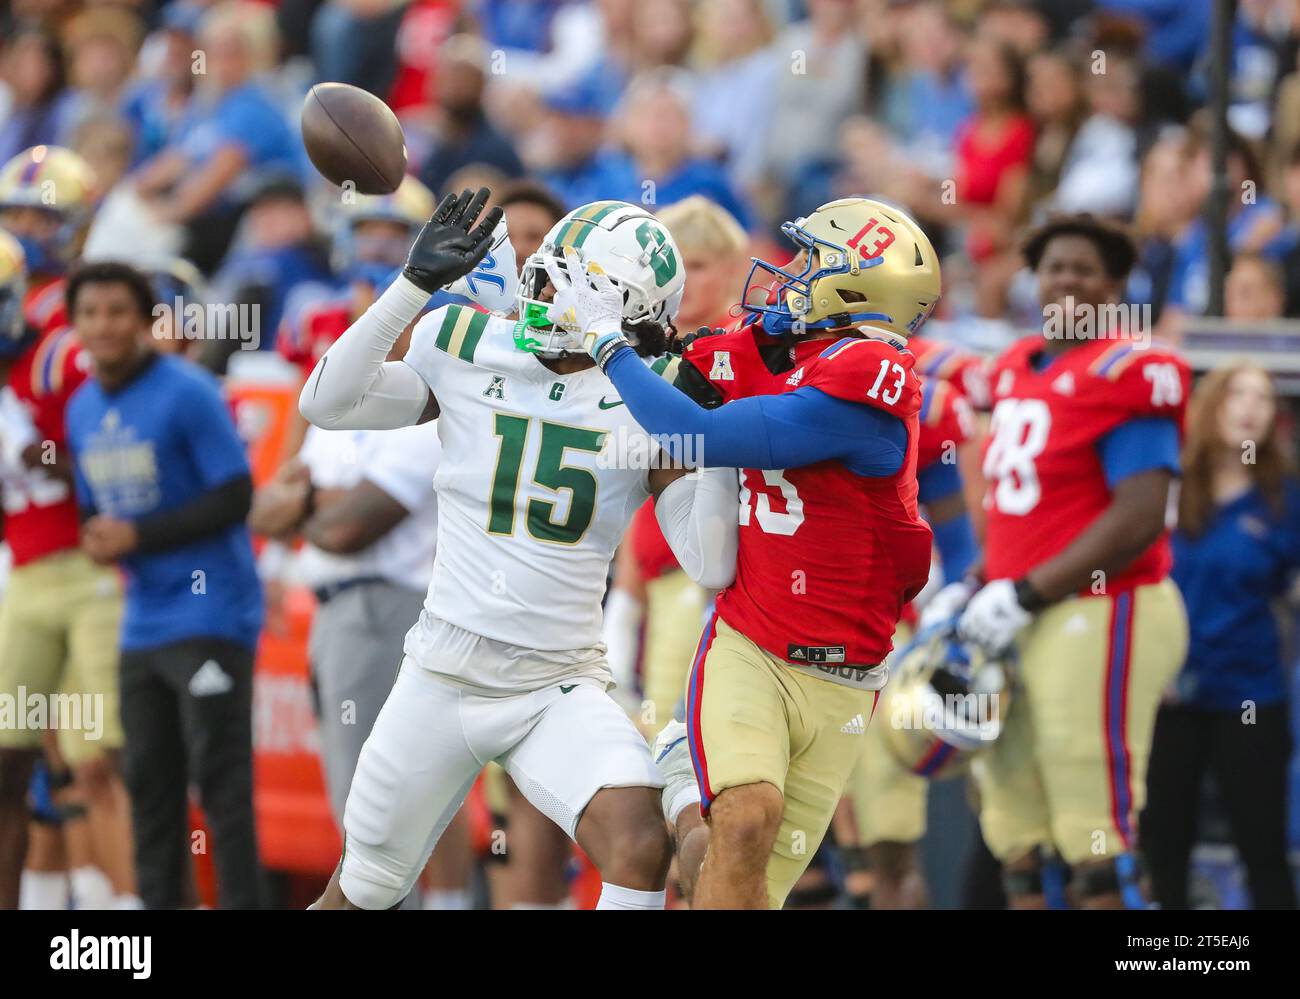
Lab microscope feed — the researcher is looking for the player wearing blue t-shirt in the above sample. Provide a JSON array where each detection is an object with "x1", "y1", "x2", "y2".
[{"x1": 65, "y1": 262, "x2": 264, "y2": 910}]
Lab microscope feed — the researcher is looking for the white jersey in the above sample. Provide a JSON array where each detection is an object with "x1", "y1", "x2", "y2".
[{"x1": 401, "y1": 304, "x2": 675, "y2": 692}]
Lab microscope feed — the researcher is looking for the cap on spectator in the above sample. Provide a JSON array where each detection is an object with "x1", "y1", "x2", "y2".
[
  {"x1": 162, "y1": 1, "x2": 207, "y2": 37},
  {"x1": 247, "y1": 172, "x2": 308, "y2": 208},
  {"x1": 543, "y1": 71, "x2": 619, "y2": 119}
]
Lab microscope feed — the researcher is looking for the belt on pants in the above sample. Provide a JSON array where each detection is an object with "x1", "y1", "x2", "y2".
[
  {"x1": 311, "y1": 576, "x2": 387, "y2": 606},
  {"x1": 784, "y1": 658, "x2": 889, "y2": 691}
]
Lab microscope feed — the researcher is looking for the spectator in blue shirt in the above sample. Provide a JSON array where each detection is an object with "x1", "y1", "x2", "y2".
[
  {"x1": 608, "y1": 69, "x2": 754, "y2": 230},
  {"x1": 204, "y1": 175, "x2": 332, "y2": 371},
  {"x1": 1162, "y1": 116, "x2": 1284, "y2": 321},
  {"x1": 132, "y1": 2, "x2": 299, "y2": 273},
  {"x1": 120, "y1": 2, "x2": 205, "y2": 166},
  {"x1": 1143, "y1": 363, "x2": 1299, "y2": 910},
  {"x1": 536, "y1": 76, "x2": 630, "y2": 210},
  {"x1": 0, "y1": 24, "x2": 80, "y2": 165},
  {"x1": 1094, "y1": 0, "x2": 1211, "y2": 73},
  {"x1": 413, "y1": 34, "x2": 523, "y2": 197},
  {"x1": 65, "y1": 262, "x2": 265, "y2": 909}
]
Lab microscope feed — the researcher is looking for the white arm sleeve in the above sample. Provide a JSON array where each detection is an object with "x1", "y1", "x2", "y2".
[
  {"x1": 298, "y1": 275, "x2": 433, "y2": 430},
  {"x1": 654, "y1": 467, "x2": 739, "y2": 590},
  {"x1": 600, "y1": 586, "x2": 643, "y2": 712}
]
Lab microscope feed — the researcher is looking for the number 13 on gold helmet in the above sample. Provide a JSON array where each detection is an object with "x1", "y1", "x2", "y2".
[{"x1": 742, "y1": 197, "x2": 941, "y2": 340}]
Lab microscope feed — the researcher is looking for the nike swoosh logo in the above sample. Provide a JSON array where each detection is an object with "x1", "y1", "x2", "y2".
[
  {"x1": 559, "y1": 685, "x2": 577, "y2": 694},
  {"x1": 597, "y1": 397, "x2": 624, "y2": 410}
]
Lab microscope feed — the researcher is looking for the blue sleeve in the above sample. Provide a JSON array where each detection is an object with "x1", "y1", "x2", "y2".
[
  {"x1": 1097, "y1": 417, "x2": 1181, "y2": 489},
  {"x1": 917, "y1": 460, "x2": 977, "y2": 581},
  {"x1": 917, "y1": 459, "x2": 962, "y2": 504},
  {"x1": 216, "y1": 89, "x2": 291, "y2": 168},
  {"x1": 70, "y1": 438, "x2": 95, "y2": 516},
  {"x1": 604, "y1": 347, "x2": 906, "y2": 475},
  {"x1": 931, "y1": 513, "x2": 977, "y2": 583},
  {"x1": 181, "y1": 373, "x2": 252, "y2": 488}
]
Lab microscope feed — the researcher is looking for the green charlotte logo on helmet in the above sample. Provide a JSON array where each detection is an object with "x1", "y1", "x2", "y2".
[{"x1": 635, "y1": 221, "x2": 678, "y2": 288}]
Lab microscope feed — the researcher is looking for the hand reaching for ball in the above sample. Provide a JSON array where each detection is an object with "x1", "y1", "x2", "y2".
[{"x1": 403, "y1": 187, "x2": 504, "y2": 294}]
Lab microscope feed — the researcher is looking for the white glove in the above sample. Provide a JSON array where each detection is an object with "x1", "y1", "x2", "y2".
[
  {"x1": 446, "y1": 215, "x2": 517, "y2": 313},
  {"x1": 0, "y1": 386, "x2": 36, "y2": 477},
  {"x1": 917, "y1": 578, "x2": 976, "y2": 632},
  {"x1": 957, "y1": 578, "x2": 1032, "y2": 654},
  {"x1": 543, "y1": 249, "x2": 627, "y2": 367}
]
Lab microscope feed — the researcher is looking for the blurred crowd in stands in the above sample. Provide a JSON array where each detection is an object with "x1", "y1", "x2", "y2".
[{"x1": 5, "y1": 0, "x2": 1300, "y2": 911}]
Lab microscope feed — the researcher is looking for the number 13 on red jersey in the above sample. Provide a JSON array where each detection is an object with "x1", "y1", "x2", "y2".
[{"x1": 738, "y1": 469, "x2": 805, "y2": 535}]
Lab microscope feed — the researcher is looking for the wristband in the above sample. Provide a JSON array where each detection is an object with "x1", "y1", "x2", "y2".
[
  {"x1": 1014, "y1": 576, "x2": 1049, "y2": 612},
  {"x1": 589, "y1": 331, "x2": 631, "y2": 372}
]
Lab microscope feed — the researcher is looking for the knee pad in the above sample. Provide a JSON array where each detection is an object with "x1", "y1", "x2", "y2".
[
  {"x1": 338, "y1": 837, "x2": 416, "y2": 910},
  {"x1": 1002, "y1": 846, "x2": 1070, "y2": 909},
  {"x1": 1073, "y1": 853, "x2": 1146, "y2": 909},
  {"x1": 27, "y1": 762, "x2": 64, "y2": 826}
]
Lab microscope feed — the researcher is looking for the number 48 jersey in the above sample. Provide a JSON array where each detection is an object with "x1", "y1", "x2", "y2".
[
  {"x1": 402, "y1": 305, "x2": 667, "y2": 677},
  {"x1": 981, "y1": 336, "x2": 1191, "y2": 591},
  {"x1": 681, "y1": 328, "x2": 934, "y2": 669}
]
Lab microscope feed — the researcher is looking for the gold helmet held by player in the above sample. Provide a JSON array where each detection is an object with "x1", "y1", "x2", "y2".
[
  {"x1": 878, "y1": 620, "x2": 1013, "y2": 781},
  {"x1": 335, "y1": 175, "x2": 437, "y2": 287},
  {"x1": 0, "y1": 145, "x2": 98, "y2": 273},
  {"x1": 742, "y1": 197, "x2": 941, "y2": 339},
  {"x1": 0, "y1": 228, "x2": 30, "y2": 356}
]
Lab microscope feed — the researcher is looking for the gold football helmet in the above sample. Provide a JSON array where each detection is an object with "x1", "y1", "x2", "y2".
[
  {"x1": 879, "y1": 621, "x2": 1013, "y2": 780},
  {"x1": 743, "y1": 197, "x2": 941, "y2": 339},
  {"x1": 0, "y1": 228, "x2": 30, "y2": 356},
  {"x1": 335, "y1": 175, "x2": 436, "y2": 286},
  {"x1": 0, "y1": 146, "x2": 98, "y2": 273},
  {"x1": 339, "y1": 174, "x2": 436, "y2": 231}
]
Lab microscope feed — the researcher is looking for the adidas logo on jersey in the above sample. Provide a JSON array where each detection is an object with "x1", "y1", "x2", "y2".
[
  {"x1": 840, "y1": 714, "x2": 866, "y2": 735},
  {"x1": 1052, "y1": 372, "x2": 1075, "y2": 395},
  {"x1": 996, "y1": 370, "x2": 1015, "y2": 396},
  {"x1": 189, "y1": 659, "x2": 233, "y2": 697},
  {"x1": 709, "y1": 351, "x2": 735, "y2": 381},
  {"x1": 786, "y1": 366, "x2": 805, "y2": 387},
  {"x1": 483, "y1": 376, "x2": 506, "y2": 400}
]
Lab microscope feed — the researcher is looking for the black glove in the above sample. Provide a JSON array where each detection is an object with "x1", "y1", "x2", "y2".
[
  {"x1": 668, "y1": 325, "x2": 726, "y2": 356},
  {"x1": 402, "y1": 187, "x2": 504, "y2": 293}
]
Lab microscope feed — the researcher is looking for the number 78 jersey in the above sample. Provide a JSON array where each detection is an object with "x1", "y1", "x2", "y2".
[
  {"x1": 981, "y1": 336, "x2": 1191, "y2": 591},
  {"x1": 682, "y1": 329, "x2": 934, "y2": 668}
]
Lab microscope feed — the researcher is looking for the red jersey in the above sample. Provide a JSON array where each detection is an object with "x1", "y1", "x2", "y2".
[
  {"x1": 2, "y1": 279, "x2": 87, "y2": 565},
  {"x1": 277, "y1": 289, "x2": 351, "y2": 379},
  {"x1": 917, "y1": 375, "x2": 974, "y2": 472},
  {"x1": 981, "y1": 336, "x2": 1190, "y2": 591},
  {"x1": 908, "y1": 335, "x2": 990, "y2": 411},
  {"x1": 629, "y1": 498, "x2": 679, "y2": 582},
  {"x1": 680, "y1": 327, "x2": 933, "y2": 667}
]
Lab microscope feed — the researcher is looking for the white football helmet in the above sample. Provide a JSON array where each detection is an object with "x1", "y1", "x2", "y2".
[{"x1": 516, "y1": 200, "x2": 685, "y2": 358}]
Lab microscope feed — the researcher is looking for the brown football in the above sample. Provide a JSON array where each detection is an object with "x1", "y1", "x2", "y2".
[{"x1": 301, "y1": 82, "x2": 407, "y2": 195}]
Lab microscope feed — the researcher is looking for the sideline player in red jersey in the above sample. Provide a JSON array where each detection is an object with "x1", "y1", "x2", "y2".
[
  {"x1": 0, "y1": 146, "x2": 135, "y2": 909},
  {"x1": 551, "y1": 197, "x2": 942, "y2": 908},
  {"x1": 928, "y1": 214, "x2": 1191, "y2": 910}
]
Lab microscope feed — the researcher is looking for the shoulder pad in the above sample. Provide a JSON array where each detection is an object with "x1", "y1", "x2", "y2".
[
  {"x1": 803, "y1": 337, "x2": 922, "y2": 417},
  {"x1": 429, "y1": 304, "x2": 492, "y2": 364},
  {"x1": 1090, "y1": 342, "x2": 1190, "y2": 419},
  {"x1": 668, "y1": 354, "x2": 725, "y2": 409}
]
